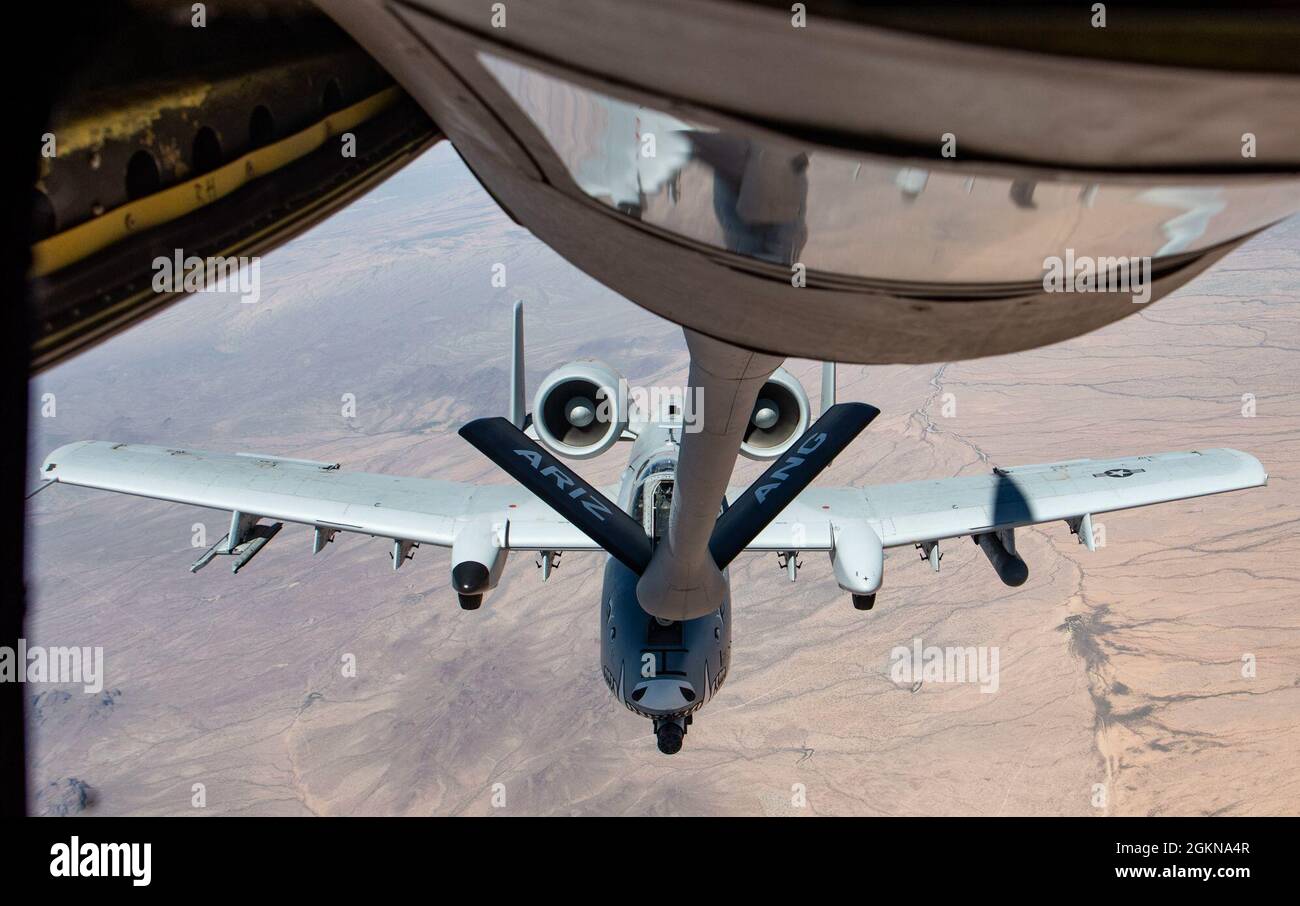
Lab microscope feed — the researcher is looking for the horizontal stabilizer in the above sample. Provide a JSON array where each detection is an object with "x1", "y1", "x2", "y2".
[
  {"x1": 709, "y1": 402, "x2": 879, "y2": 568},
  {"x1": 458, "y1": 417, "x2": 653, "y2": 574}
]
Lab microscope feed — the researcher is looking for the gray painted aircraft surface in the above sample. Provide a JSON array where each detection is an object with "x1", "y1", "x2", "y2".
[{"x1": 38, "y1": 303, "x2": 1267, "y2": 754}]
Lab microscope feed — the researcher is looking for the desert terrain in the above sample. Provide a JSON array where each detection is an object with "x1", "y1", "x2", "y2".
[{"x1": 24, "y1": 142, "x2": 1300, "y2": 815}]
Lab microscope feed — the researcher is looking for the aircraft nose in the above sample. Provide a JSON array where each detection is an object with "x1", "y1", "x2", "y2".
[{"x1": 630, "y1": 678, "x2": 697, "y2": 713}]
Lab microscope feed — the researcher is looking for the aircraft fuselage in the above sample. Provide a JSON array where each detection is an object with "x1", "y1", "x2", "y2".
[
  {"x1": 600, "y1": 559, "x2": 730, "y2": 753},
  {"x1": 597, "y1": 421, "x2": 732, "y2": 753}
]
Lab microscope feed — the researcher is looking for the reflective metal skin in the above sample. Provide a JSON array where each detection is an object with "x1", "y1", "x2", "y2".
[
  {"x1": 318, "y1": 0, "x2": 1300, "y2": 364},
  {"x1": 477, "y1": 51, "x2": 1300, "y2": 289}
]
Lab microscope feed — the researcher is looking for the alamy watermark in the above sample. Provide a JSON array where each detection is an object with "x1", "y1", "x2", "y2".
[
  {"x1": 152, "y1": 249, "x2": 261, "y2": 303},
  {"x1": 1042, "y1": 249, "x2": 1151, "y2": 305},
  {"x1": 597, "y1": 379, "x2": 704, "y2": 433},
  {"x1": 890, "y1": 638, "x2": 1000, "y2": 693},
  {"x1": 0, "y1": 639, "x2": 103, "y2": 693},
  {"x1": 50, "y1": 837, "x2": 150, "y2": 886}
]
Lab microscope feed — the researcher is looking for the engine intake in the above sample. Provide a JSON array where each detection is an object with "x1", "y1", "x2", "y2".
[
  {"x1": 533, "y1": 361, "x2": 628, "y2": 459},
  {"x1": 739, "y1": 367, "x2": 811, "y2": 461}
]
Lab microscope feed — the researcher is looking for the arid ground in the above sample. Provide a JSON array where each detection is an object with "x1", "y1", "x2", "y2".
[{"x1": 24, "y1": 143, "x2": 1300, "y2": 815}]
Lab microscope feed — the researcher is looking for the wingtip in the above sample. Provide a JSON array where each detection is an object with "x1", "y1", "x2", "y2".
[
  {"x1": 1218, "y1": 448, "x2": 1268, "y2": 487},
  {"x1": 40, "y1": 440, "x2": 97, "y2": 476}
]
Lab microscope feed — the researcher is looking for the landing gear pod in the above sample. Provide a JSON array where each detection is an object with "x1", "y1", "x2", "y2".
[
  {"x1": 451, "y1": 562, "x2": 487, "y2": 609},
  {"x1": 451, "y1": 561, "x2": 489, "y2": 593},
  {"x1": 852, "y1": 593, "x2": 876, "y2": 611},
  {"x1": 450, "y1": 520, "x2": 508, "y2": 608},
  {"x1": 830, "y1": 520, "x2": 884, "y2": 601}
]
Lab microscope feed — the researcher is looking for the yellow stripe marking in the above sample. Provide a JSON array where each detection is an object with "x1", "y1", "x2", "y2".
[{"x1": 31, "y1": 86, "x2": 401, "y2": 277}]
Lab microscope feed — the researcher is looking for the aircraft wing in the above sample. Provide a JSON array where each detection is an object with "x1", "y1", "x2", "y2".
[
  {"x1": 39, "y1": 441, "x2": 603, "y2": 564},
  {"x1": 39, "y1": 441, "x2": 1266, "y2": 602},
  {"x1": 740, "y1": 448, "x2": 1267, "y2": 553}
]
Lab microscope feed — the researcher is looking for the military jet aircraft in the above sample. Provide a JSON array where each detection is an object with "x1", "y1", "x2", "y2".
[
  {"x1": 9, "y1": 0, "x2": 1297, "y2": 818},
  {"x1": 36, "y1": 302, "x2": 1267, "y2": 754}
]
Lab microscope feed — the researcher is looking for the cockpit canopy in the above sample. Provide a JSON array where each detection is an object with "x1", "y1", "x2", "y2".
[
  {"x1": 632, "y1": 461, "x2": 675, "y2": 544},
  {"x1": 630, "y1": 455, "x2": 728, "y2": 545}
]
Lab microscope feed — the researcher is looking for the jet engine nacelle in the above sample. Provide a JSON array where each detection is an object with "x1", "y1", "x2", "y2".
[
  {"x1": 739, "y1": 367, "x2": 811, "y2": 461},
  {"x1": 532, "y1": 361, "x2": 628, "y2": 459}
]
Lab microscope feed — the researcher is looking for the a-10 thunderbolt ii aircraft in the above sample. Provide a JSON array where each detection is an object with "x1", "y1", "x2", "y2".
[{"x1": 37, "y1": 303, "x2": 1267, "y2": 754}]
